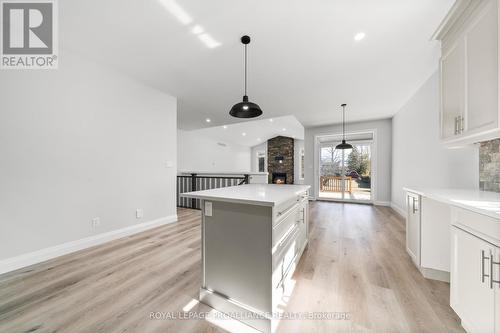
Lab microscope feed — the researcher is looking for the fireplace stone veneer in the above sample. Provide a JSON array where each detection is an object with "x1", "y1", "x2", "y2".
[{"x1": 267, "y1": 136, "x2": 294, "y2": 184}]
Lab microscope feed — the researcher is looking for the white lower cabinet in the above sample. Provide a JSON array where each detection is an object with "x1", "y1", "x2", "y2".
[
  {"x1": 405, "y1": 191, "x2": 451, "y2": 281},
  {"x1": 406, "y1": 192, "x2": 421, "y2": 266},
  {"x1": 451, "y1": 226, "x2": 498, "y2": 333}
]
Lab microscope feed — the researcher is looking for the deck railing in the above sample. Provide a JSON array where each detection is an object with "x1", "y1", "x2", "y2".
[
  {"x1": 320, "y1": 176, "x2": 352, "y2": 193},
  {"x1": 177, "y1": 173, "x2": 249, "y2": 209}
]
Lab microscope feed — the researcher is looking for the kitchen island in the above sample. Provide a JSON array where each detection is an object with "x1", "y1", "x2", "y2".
[{"x1": 181, "y1": 184, "x2": 310, "y2": 333}]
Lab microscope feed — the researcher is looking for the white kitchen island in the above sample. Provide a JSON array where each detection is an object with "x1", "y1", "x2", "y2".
[{"x1": 181, "y1": 184, "x2": 310, "y2": 333}]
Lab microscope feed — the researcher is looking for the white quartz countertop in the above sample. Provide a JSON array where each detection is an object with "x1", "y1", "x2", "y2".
[
  {"x1": 404, "y1": 187, "x2": 500, "y2": 219},
  {"x1": 181, "y1": 184, "x2": 310, "y2": 207}
]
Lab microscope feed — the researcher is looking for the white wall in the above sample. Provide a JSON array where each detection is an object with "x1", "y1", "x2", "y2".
[
  {"x1": 304, "y1": 119, "x2": 393, "y2": 203},
  {"x1": 0, "y1": 49, "x2": 177, "y2": 262},
  {"x1": 251, "y1": 142, "x2": 267, "y2": 172},
  {"x1": 391, "y1": 72, "x2": 479, "y2": 213},
  {"x1": 294, "y1": 139, "x2": 305, "y2": 184},
  {"x1": 178, "y1": 130, "x2": 251, "y2": 173}
]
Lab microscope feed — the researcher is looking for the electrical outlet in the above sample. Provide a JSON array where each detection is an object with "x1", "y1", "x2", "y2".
[
  {"x1": 136, "y1": 208, "x2": 143, "y2": 219},
  {"x1": 205, "y1": 202, "x2": 213, "y2": 217},
  {"x1": 91, "y1": 217, "x2": 100, "y2": 229}
]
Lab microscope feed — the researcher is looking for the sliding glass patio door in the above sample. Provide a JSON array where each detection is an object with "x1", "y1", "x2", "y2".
[{"x1": 318, "y1": 141, "x2": 372, "y2": 203}]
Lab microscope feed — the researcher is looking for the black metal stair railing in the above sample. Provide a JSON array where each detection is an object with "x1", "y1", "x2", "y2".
[{"x1": 176, "y1": 173, "x2": 250, "y2": 209}]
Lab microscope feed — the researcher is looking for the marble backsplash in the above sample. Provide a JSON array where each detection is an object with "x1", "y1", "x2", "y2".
[{"x1": 480, "y1": 138, "x2": 500, "y2": 192}]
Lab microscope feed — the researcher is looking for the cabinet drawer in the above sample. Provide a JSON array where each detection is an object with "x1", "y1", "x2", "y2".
[
  {"x1": 272, "y1": 224, "x2": 299, "y2": 270},
  {"x1": 272, "y1": 242, "x2": 300, "y2": 311},
  {"x1": 273, "y1": 191, "x2": 308, "y2": 221},
  {"x1": 272, "y1": 204, "x2": 299, "y2": 247},
  {"x1": 452, "y1": 207, "x2": 500, "y2": 246}
]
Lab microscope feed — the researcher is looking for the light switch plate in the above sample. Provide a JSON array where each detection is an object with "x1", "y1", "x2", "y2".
[
  {"x1": 91, "y1": 217, "x2": 100, "y2": 229},
  {"x1": 205, "y1": 202, "x2": 213, "y2": 217}
]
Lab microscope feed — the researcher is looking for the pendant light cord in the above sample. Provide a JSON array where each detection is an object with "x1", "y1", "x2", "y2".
[
  {"x1": 342, "y1": 105, "x2": 346, "y2": 142},
  {"x1": 244, "y1": 44, "x2": 247, "y2": 96}
]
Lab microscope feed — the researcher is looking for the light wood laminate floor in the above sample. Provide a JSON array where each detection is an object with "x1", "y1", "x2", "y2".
[{"x1": 0, "y1": 202, "x2": 464, "y2": 333}]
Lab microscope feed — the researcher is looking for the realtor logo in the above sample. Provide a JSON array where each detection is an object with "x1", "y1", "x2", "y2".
[{"x1": 1, "y1": 0, "x2": 58, "y2": 69}]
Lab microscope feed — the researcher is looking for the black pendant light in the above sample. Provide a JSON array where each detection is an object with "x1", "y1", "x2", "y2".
[
  {"x1": 336, "y1": 104, "x2": 353, "y2": 150},
  {"x1": 229, "y1": 35, "x2": 263, "y2": 118}
]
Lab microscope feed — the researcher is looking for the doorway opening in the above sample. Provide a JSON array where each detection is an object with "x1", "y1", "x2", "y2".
[{"x1": 316, "y1": 132, "x2": 374, "y2": 203}]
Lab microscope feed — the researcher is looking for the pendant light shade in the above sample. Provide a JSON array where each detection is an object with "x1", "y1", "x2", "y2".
[
  {"x1": 336, "y1": 104, "x2": 353, "y2": 150},
  {"x1": 229, "y1": 35, "x2": 263, "y2": 118}
]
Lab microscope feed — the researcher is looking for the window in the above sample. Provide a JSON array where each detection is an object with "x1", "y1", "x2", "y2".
[
  {"x1": 258, "y1": 153, "x2": 265, "y2": 172},
  {"x1": 300, "y1": 149, "x2": 305, "y2": 180}
]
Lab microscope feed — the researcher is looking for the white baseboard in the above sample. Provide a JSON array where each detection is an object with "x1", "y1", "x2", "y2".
[
  {"x1": 390, "y1": 202, "x2": 406, "y2": 217},
  {"x1": 0, "y1": 214, "x2": 177, "y2": 275},
  {"x1": 374, "y1": 201, "x2": 390, "y2": 206}
]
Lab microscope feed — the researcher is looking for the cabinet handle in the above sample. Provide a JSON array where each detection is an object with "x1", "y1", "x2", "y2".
[
  {"x1": 482, "y1": 250, "x2": 490, "y2": 284},
  {"x1": 411, "y1": 197, "x2": 418, "y2": 214},
  {"x1": 278, "y1": 204, "x2": 296, "y2": 217},
  {"x1": 490, "y1": 252, "x2": 500, "y2": 289},
  {"x1": 460, "y1": 116, "x2": 464, "y2": 133},
  {"x1": 454, "y1": 116, "x2": 458, "y2": 135}
]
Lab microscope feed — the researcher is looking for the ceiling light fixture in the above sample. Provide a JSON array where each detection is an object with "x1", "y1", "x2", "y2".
[
  {"x1": 198, "y1": 33, "x2": 221, "y2": 48},
  {"x1": 230, "y1": 35, "x2": 263, "y2": 118},
  {"x1": 336, "y1": 104, "x2": 353, "y2": 150},
  {"x1": 282, "y1": 128, "x2": 286, "y2": 131},
  {"x1": 269, "y1": 118, "x2": 273, "y2": 122},
  {"x1": 242, "y1": 132, "x2": 247, "y2": 136},
  {"x1": 223, "y1": 125, "x2": 228, "y2": 129},
  {"x1": 354, "y1": 32, "x2": 366, "y2": 41},
  {"x1": 205, "y1": 118, "x2": 211, "y2": 123},
  {"x1": 158, "y1": 0, "x2": 192, "y2": 25},
  {"x1": 192, "y1": 25, "x2": 204, "y2": 35}
]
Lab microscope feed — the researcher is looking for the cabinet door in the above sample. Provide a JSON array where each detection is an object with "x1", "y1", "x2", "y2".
[
  {"x1": 296, "y1": 199, "x2": 308, "y2": 254},
  {"x1": 466, "y1": 0, "x2": 498, "y2": 134},
  {"x1": 451, "y1": 227, "x2": 495, "y2": 332},
  {"x1": 420, "y1": 197, "x2": 450, "y2": 272},
  {"x1": 441, "y1": 40, "x2": 466, "y2": 139},
  {"x1": 406, "y1": 194, "x2": 420, "y2": 266}
]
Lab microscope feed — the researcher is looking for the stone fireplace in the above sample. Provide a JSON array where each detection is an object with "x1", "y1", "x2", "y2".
[{"x1": 267, "y1": 136, "x2": 294, "y2": 184}]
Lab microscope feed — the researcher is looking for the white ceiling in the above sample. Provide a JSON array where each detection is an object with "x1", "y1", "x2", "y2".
[
  {"x1": 60, "y1": 0, "x2": 454, "y2": 130},
  {"x1": 181, "y1": 115, "x2": 304, "y2": 147}
]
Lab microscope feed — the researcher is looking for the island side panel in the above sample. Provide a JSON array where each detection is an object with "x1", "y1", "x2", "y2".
[{"x1": 203, "y1": 200, "x2": 273, "y2": 313}]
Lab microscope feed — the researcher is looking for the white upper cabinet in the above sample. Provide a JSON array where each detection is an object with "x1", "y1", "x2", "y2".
[
  {"x1": 434, "y1": 0, "x2": 500, "y2": 147},
  {"x1": 441, "y1": 40, "x2": 466, "y2": 139},
  {"x1": 466, "y1": 2, "x2": 498, "y2": 134}
]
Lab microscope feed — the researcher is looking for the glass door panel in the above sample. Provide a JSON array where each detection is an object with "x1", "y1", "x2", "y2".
[
  {"x1": 319, "y1": 142, "x2": 372, "y2": 202},
  {"x1": 319, "y1": 145, "x2": 343, "y2": 200}
]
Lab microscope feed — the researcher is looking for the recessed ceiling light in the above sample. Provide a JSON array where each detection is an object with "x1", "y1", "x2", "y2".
[
  {"x1": 354, "y1": 32, "x2": 366, "y2": 41},
  {"x1": 205, "y1": 118, "x2": 211, "y2": 123},
  {"x1": 242, "y1": 132, "x2": 247, "y2": 136},
  {"x1": 282, "y1": 128, "x2": 286, "y2": 131},
  {"x1": 198, "y1": 33, "x2": 221, "y2": 48},
  {"x1": 269, "y1": 119, "x2": 273, "y2": 122},
  {"x1": 158, "y1": 0, "x2": 193, "y2": 25},
  {"x1": 192, "y1": 25, "x2": 204, "y2": 35},
  {"x1": 223, "y1": 125, "x2": 228, "y2": 129}
]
